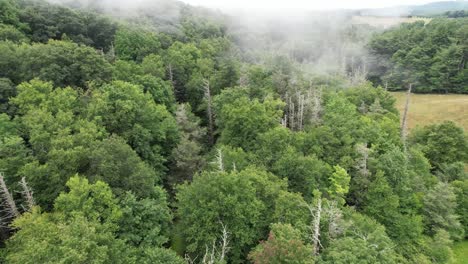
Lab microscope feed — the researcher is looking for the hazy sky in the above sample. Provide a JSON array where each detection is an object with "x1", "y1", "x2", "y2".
[{"x1": 179, "y1": 0, "x2": 440, "y2": 11}]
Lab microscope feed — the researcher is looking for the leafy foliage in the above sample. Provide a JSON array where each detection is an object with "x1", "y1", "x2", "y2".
[
  {"x1": 0, "y1": 1, "x2": 466, "y2": 263},
  {"x1": 369, "y1": 19, "x2": 468, "y2": 93}
]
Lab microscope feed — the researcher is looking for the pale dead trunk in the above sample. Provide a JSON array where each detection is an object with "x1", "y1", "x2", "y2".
[
  {"x1": 401, "y1": 83, "x2": 412, "y2": 150},
  {"x1": 204, "y1": 79, "x2": 214, "y2": 146},
  {"x1": 0, "y1": 173, "x2": 19, "y2": 219},
  {"x1": 20, "y1": 177, "x2": 35, "y2": 211},
  {"x1": 312, "y1": 197, "x2": 322, "y2": 256}
]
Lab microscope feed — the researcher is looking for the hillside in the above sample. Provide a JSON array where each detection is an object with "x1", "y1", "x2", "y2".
[
  {"x1": 360, "y1": 1, "x2": 468, "y2": 17},
  {"x1": 411, "y1": 1, "x2": 468, "y2": 16},
  {"x1": 0, "y1": 0, "x2": 467, "y2": 263}
]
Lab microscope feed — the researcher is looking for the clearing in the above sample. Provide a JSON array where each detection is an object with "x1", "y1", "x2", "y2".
[{"x1": 392, "y1": 92, "x2": 468, "y2": 132}]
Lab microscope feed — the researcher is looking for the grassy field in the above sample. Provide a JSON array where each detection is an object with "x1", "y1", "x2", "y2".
[
  {"x1": 453, "y1": 240, "x2": 468, "y2": 264},
  {"x1": 392, "y1": 92, "x2": 468, "y2": 132}
]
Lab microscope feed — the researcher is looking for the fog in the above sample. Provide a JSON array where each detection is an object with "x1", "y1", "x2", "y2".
[
  {"x1": 179, "y1": 0, "x2": 435, "y2": 11},
  {"x1": 47, "y1": 0, "x2": 415, "y2": 81}
]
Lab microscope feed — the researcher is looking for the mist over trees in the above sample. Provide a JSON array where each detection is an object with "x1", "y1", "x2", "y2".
[{"x1": 0, "y1": 0, "x2": 467, "y2": 263}]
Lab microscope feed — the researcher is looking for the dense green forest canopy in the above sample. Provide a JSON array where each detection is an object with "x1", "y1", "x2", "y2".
[
  {"x1": 0, "y1": 0, "x2": 467, "y2": 263},
  {"x1": 368, "y1": 18, "x2": 468, "y2": 93}
]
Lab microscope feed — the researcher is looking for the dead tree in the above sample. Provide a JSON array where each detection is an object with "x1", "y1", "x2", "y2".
[
  {"x1": 214, "y1": 148, "x2": 224, "y2": 172},
  {"x1": 19, "y1": 177, "x2": 35, "y2": 212},
  {"x1": 311, "y1": 196, "x2": 322, "y2": 255},
  {"x1": 310, "y1": 87, "x2": 322, "y2": 125},
  {"x1": 284, "y1": 87, "x2": 318, "y2": 131},
  {"x1": 281, "y1": 115, "x2": 288, "y2": 128},
  {"x1": 238, "y1": 66, "x2": 249, "y2": 87},
  {"x1": 298, "y1": 92, "x2": 305, "y2": 131},
  {"x1": 218, "y1": 223, "x2": 230, "y2": 262},
  {"x1": 168, "y1": 64, "x2": 175, "y2": 85},
  {"x1": 355, "y1": 143, "x2": 370, "y2": 178},
  {"x1": 324, "y1": 200, "x2": 343, "y2": 240},
  {"x1": 186, "y1": 223, "x2": 230, "y2": 264},
  {"x1": 401, "y1": 84, "x2": 412, "y2": 150},
  {"x1": 0, "y1": 173, "x2": 19, "y2": 225},
  {"x1": 303, "y1": 191, "x2": 323, "y2": 256},
  {"x1": 203, "y1": 79, "x2": 215, "y2": 146},
  {"x1": 289, "y1": 96, "x2": 296, "y2": 130}
]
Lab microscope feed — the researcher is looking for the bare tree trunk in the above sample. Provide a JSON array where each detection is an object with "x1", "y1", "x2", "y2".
[
  {"x1": 204, "y1": 79, "x2": 214, "y2": 146},
  {"x1": 298, "y1": 93, "x2": 305, "y2": 131},
  {"x1": 325, "y1": 200, "x2": 343, "y2": 240},
  {"x1": 312, "y1": 197, "x2": 322, "y2": 256},
  {"x1": 219, "y1": 223, "x2": 230, "y2": 262},
  {"x1": 311, "y1": 88, "x2": 322, "y2": 125},
  {"x1": 303, "y1": 192, "x2": 323, "y2": 256},
  {"x1": 355, "y1": 143, "x2": 370, "y2": 178},
  {"x1": 215, "y1": 148, "x2": 224, "y2": 172},
  {"x1": 0, "y1": 173, "x2": 19, "y2": 220},
  {"x1": 281, "y1": 115, "x2": 288, "y2": 128},
  {"x1": 289, "y1": 96, "x2": 295, "y2": 130},
  {"x1": 19, "y1": 177, "x2": 35, "y2": 212},
  {"x1": 401, "y1": 83, "x2": 412, "y2": 150},
  {"x1": 168, "y1": 64, "x2": 174, "y2": 85},
  {"x1": 190, "y1": 223, "x2": 230, "y2": 264},
  {"x1": 108, "y1": 42, "x2": 116, "y2": 62}
]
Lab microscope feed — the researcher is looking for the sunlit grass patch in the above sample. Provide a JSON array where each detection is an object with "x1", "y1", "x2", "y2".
[{"x1": 392, "y1": 92, "x2": 468, "y2": 132}]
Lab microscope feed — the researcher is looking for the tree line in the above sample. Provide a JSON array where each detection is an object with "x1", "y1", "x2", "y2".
[{"x1": 368, "y1": 18, "x2": 468, "y2": 94}]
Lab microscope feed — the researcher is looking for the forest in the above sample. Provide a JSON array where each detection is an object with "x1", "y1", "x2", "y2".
[{"x1": 0, "y1": 0, "x2": 467, "y2": 263}]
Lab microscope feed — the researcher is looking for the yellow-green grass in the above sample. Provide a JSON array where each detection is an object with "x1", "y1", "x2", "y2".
[
  {"x1": 392, "y1": 92, "x2": 468, "y2": 132},
  {"x1": 453, "y1": 240, "x2": 468, "y2": 264}
]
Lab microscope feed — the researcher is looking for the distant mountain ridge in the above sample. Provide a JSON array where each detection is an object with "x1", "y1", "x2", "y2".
[{"x1": 360, "y1": 1, "x2": 468, "y2": 17}]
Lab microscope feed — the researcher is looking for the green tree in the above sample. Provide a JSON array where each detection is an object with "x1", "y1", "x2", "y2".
[
  {"x1": 317, "y1": 94, "x2": 364, "y2": 169},
  {"x1": 54, "y1": 176, "x2": 122, "y2": 230},
  {"x1": 0, "y1": 0, "x2": 22, "y2": 27},
  {"x1": 18, "y1": 1, "x2": 116, "y2": 49},
  {"x1": 327, "y1": 165, "x2": 351, "y2": 204},
  {"x1": 216, "y1": 95, "x2": 285, "y2": 151},
  {"x1": 17, "y1": 40, "x2": 112, "y2": 87},
  {"x1": 272, "y1": 147, "x2": 332, "y2": 201},
  {"x1": 6, "y1": 176, "x2": 132, "y2": 264},
  {"x1": 169, "y1": 104, "x2": 206, "y2": 185},
  {"x1": 425, "y1": 229, "x2": 454, "y2": 264},
  {"x1": 0, "y1": 24, "x2": 28, "y2": 43},
  {"x1": 452, "y1": 180, "x2": 468, "y2": 238},
  {"x1": 165, "y1": 41, "x2": 201, "y2": 102},
  {"x1": 6, "y1": 210, "x2": 133, "y2": 264},
  {"x1": 0, "y1": 77, "x2": 16, "y2": 115},
  {"x1": 114, "y1": 27, "x2": 161, "y2": 61},
  {"x1": 410, "y1": 121, "x2": 468, "y2": 169},
  {"x1": 117, "y1": 186, "x2": 172, "y2": 247},
  {"x1": 273, "y1": 191, "x2": 310, "y2": 237},
  {"x1": 321, "y1": 211, "x2": 402, "y2": 264},
  {"x1": 136, "y1": 247, "x2": 185, "y2": 264},
  {"x1": 12, "y1": 80, "x2": 105, "y2": 207},
  {"x1": 87, "y1": 136, "x2": 159, "y2": 198},
  {"x1": 88, "y1": 81, "x2": 178, "y2": 172},
  {"x1": 254, "y1": 126, "x2": 294, "y2": 168},
  {"x1": 248, "y1": 223, "x2": 314, "y2": 264},
  {"x1": 363, "y1": 172, "x2": 400, "y2": 229},
  {"x1": 176, "y1": 167, "x2": 287, "y2": 263},
  {"x1": 423, "y1": 182, "x2": 464, "y2": 240}
]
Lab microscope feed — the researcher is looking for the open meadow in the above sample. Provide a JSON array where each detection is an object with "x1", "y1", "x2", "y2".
[{"x1": 392, "y1": 92, "x2": 468, "y2": 132}]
